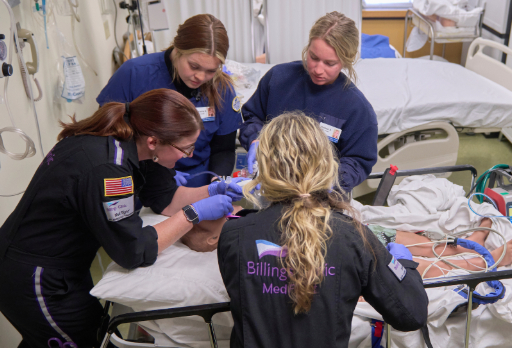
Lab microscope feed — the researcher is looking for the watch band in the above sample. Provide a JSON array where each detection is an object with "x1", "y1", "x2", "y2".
[{"x1": 182, "y1": 205, "x2": 199, "y2": 224}]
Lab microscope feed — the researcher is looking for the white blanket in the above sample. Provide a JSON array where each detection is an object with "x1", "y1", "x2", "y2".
[
  {"x1": 350, "y1": 175, "x2": 512, "y2": 348},
  {"x1": 236, "y1": 59, "x2": 512, "y2": 135}
]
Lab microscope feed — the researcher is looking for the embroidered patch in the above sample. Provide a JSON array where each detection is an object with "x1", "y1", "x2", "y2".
[
  {"x1": 232, "y1": 96, "x2": 241, "y2": 112},
  {"x1": 388, "y1": 256, "x2": 406, "y2": 282},
  {"x1": 103, "y1": 196, "x2": 134, "y2": 222},
  {"x1": 104, "y1": 176, "x2": 134, "y2": 197},
  {"x1": 256, "y1": 240, "x2": 288, "y2": 259}
]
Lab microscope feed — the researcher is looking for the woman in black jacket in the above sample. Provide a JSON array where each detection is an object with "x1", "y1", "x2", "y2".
[{"x1": 218, "y1": 112, "x2": 429, "y2": 348}]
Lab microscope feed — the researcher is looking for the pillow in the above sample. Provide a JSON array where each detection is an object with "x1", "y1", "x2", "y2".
[{"x1": 91, "y1": 208, "x2": 232, "y2": 347}]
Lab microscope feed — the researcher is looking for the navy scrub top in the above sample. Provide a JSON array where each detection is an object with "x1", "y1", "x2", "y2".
[{"x1": 96, "y1": 49, "x2": 242, "y2": 186}]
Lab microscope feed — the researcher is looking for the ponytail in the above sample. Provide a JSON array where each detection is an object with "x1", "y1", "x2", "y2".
[
  {"x1": 58, "y1": 103, "x2": 131, "y2": 141},
  {"x1": 58, "y1": 89, "x2": 203, "y2": 143},
  {"x1": 280, "y1": 193, "x2": 333, "y2": 314},
  {"x1": 243, "y1": 112, "x2": 372, "y2": 314}
]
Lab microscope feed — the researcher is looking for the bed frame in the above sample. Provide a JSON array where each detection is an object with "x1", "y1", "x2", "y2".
[
  {"x1": 353, "y1": 38, "x2": 512, "y2": 199},
  {"x1": 100, "y1": 165, "x2": 512, "y2": 348}
]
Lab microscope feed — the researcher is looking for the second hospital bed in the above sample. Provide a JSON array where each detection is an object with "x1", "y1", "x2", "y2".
[{"x1": 93, "y1": 165, "x2": 512, "y2": 348}]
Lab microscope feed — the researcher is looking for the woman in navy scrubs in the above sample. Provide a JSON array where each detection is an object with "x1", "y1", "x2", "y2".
[
  {"x1": 97, "y1": 14, "x2": 241, "y2": 187},
  {"x1": 239, "y1": 12, "x2": 378, "y2": 193}
]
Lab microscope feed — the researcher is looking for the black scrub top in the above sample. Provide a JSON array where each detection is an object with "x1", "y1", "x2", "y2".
[
  {"x1": 218, "y1": 203, "x2": 429, "y2": 348},
  {"x1": 0, "y1": 135, "x2": 178, "y2": 270}
]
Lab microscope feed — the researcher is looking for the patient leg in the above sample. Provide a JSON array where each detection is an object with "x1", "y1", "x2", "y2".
[{"x1": 395, "y1": 218, "x2": 492, "y2": 258}]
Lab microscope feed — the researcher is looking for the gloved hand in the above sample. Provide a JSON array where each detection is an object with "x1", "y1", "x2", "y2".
[
  {"x1": 191, "y1": 195, "x2": 233, "y2": 222},
  {"x1": 247, "y1": 140, "x2": 259, "y2": 174},
  {"x1": 208, "y1": 178, "x2": 250, "y2": 202},
  {"x1": 174, "y1": 171, "x2": 190, "y2": 186},
  {"x1": 386, "y1": 242, "x2": 413, "y2": 261}
]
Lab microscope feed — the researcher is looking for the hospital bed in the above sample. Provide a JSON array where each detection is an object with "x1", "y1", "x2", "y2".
[{"x1": 95, "y1": 164, "x2": 512, "y2": 348}]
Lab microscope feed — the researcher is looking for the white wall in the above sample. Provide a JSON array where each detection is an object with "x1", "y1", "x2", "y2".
[
  {"x1": 0, "y1": 1, "x2": 122, "y2": 344},
  {"x1": 0, "y1": 0, "x2": 123, "y2": 223}
]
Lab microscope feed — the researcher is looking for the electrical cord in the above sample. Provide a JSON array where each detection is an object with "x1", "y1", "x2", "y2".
[
  {"x1": 136, "y1": 0, "x2": 147, "y2": 55},
  {"x1": 405, "y1": 225, "x2": 507, "y2": 277},
  {"x1": 431, "y1": 227, "x2": 507, "y2": 273}
]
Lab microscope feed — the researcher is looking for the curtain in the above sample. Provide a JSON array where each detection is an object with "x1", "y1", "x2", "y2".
[
  {"x1": 145, "y1": 0, "x2": 254, "y2": 62},
  {"x1": 264, "y1": 0, "x2": 362, "y2": 64}
]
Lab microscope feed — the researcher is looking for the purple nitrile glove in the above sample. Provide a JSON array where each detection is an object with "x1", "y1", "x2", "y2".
[
  {"x1": 191, "y1": 195, "x2": 233, "y2": 222},
  {"x1": 208, "y1": 178, "x2": 249, "y2": 202},
  {"x1": 174, "y1": 171, "x2": 190, "y2": 186},
  {"x1": 386, "y1": 242, "x2": 413, "y2": 261}
]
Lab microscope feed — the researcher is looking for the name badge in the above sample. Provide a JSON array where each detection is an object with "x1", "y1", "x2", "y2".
[
  {"x1": 319, "y1": 122, "x2": 341, "y2": 143},
  {"x1": 197, "y1": 106, "x2": 215, "y2": 122},
  {"x1": 388, "y1": 256, "x2": 406, "y2": 282},
  {"x1": 103, "y1": 196, "x2": 135, "y2": 222}
]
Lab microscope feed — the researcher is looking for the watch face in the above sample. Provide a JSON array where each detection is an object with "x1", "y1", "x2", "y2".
[
  {"x1": 0, "y1": 41, "x2": 7, "y2": 61},
  {"x1": 184, "y1": 205, "x2": 198, "y2": 223}
]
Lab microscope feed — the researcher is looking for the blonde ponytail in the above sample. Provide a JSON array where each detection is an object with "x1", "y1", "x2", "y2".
[{"x1": 244, "y1": 112, "x2": 370, "y2": 314}]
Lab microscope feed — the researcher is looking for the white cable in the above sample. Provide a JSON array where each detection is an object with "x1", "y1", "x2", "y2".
[
  {"x1": 32, "y1": 76, "x2": 43, "y2": 101},
  {"x1": 421, "y1": 253, "x2": 488, "y2": 278},
  {"x1": 431, "y1": 227, "x2": 507, "y2": 273}
]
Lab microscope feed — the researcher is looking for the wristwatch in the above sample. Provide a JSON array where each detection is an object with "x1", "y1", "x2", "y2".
[{"x1": 182, "y1": 205, "x2": 199, "y2": 224}]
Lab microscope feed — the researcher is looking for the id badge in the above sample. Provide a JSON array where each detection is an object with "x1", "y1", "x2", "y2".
[
  {"x1": 388, "y1": 256, "x2": 406, "y2": 281},
  {"x1": 319, "y1": 122, "x2": 341, "y2": 143},
  {"x1": 197, "y1": 106, "x2": 215, "y2": 122}
]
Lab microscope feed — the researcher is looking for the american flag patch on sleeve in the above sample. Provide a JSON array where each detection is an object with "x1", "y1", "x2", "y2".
[{"x1": 104, "y1": 176, "x2": 134, "y2": 196}]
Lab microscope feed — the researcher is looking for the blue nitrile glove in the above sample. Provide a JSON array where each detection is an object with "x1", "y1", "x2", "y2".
[
  {"x1": 174, "y1": 171, "x2": 190, "y2": 186},
  {"x1": 191, "y1": 195, "x2": 233, "y2": 222},
  {"x1": 208, "y1": 178, "x2": 249, "y2": 202},
  {"x1": 247, "y1": 141, "x2": 259, "y2": 174},
  {"x1": 386, "y1": 242, "x2": 413, "y2": 261}
]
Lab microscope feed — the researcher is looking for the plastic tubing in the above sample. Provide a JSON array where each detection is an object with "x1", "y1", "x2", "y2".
[{"x1": 467, "y1": 193, "x2": 511, "y2": 219}]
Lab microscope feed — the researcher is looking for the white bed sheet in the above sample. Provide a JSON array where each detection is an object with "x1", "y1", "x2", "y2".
[{"x1": 234, "y1": 59, "x2": 512, "y2": 135}]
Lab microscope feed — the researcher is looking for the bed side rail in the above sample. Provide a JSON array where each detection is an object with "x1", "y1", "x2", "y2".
[
  {"x1": 100, "y1": 302, "x2": 231, "y2": 348},
  {"x1": 368, "y1": 164, "x2": 477, "y2": 206},
  {"x1": 423, "y1": 268, "x2": 512, "y2": 289}
]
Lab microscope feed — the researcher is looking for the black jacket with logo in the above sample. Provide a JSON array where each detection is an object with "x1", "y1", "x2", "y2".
[
  {"x1": 0, "y1": 135, "x2": 178, "y2": 270},
  {"x1": 218, "y1": 203, "x2": 428, "y2": 348}
]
